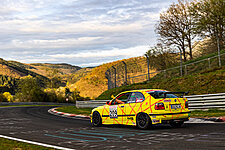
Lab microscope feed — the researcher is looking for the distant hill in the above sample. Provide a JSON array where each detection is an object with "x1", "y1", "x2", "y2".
[
  {"x1": 72, "y1": 57, "x2": 155, "y2": 99},
  {"x1": 0, "y1": 58, "x2": 84, "y2": 92},
  {"x1": 29, "y1": 63, "x2": 81, "y2": 77},
  {"x1": 0, "y1": 58, "x2": 47, "y2": 80}
]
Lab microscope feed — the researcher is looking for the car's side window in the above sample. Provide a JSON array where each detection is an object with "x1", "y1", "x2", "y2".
[
  {"x1": 111, "y1": 93, "x2": 131, "y2": 105},
  {"x1": 127, "y1": 92, "x2": 145, "y2": 103}
]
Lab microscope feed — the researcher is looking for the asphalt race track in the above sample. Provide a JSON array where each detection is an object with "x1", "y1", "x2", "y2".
[{"x1": 0, "y1": 106, "x2": 225, "y2": 150}]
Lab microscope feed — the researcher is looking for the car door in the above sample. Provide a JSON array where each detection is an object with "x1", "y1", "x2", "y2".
[
  {"x1": 108, "y1": 92, "x2": 131, "y2": 124},
  {"x1": 124, "y1": 92, "x2": 145, "y2": 125}
]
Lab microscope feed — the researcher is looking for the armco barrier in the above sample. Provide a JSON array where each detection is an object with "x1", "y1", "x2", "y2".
[
  {"x1": 76, "y1": 93, "x2": 225, "y2": 110},
  {"x1": 186, "y1": 93, "x2": 225, "y2": 109}
]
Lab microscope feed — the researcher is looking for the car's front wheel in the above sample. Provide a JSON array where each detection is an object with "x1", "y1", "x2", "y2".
[
  {"x1": 136, "y1": 113, "x2": 151, "y2": 129},
  {"x1": 92, "y1": 111, "x2": 102, "y2": 127},
  {"x1": 169, "y1": 120, "x2": 184, "y2": 128}
]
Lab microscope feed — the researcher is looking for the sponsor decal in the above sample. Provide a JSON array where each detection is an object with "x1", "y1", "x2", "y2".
[
  {"x1": 152, "y1": 119, "x2": 160, "y2": 123},
  {"x1": 109, "y1": 106, "x2": 118, "y2": 118},
  {"x1": 164, "y1": 99, "x2": 171, "y2": 102},
  {"x1": 127, "y1": 117, "x2": 134, "y2": 120}
]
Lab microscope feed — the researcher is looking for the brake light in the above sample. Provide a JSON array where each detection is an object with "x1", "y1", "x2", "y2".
[
  {"x1": 155, "y1": 103, "x2": 165, "y2": 110},
  {"x1": 185, "y1": 101, "x2": 188, "y2": 108}
]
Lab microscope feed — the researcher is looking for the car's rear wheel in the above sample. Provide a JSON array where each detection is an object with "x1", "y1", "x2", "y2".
[
  {"x1": 92, "y1": 111, "x2": 102, "y2": 127},
  {"x1": 136, "y1": 113, "x2": 151, "y2": 129},
  {"x1": 169, "y1": 120, "x2": 184, "y2": 128}
]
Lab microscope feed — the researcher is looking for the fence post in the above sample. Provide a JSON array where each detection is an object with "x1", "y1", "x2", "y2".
[
  {"x1": 208, "y1": 58, "x2": 211, "y2": 69},
  {"x1": 112, "y1": 66, "x2": 116, "y2": 88},
  {"x1": 185, "y1": 65, "x2": 187, "y2": 75},
  {"x1": 105, "y1": 71, "x2": 109, "y2": 90},
  {"x1": 145, "y1": 54, "x2": 150, "y2": 81},
  {"x1": 122, "y1": 61, "x2": 127, "y2": 85},
  {"x1": 216, "y1": 33, "x2": 221, "y2": 67},
  {"x1": 179, "y1": 50, "x2": 183, "y2": 76}
]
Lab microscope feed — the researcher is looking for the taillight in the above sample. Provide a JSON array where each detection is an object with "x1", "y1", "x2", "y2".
[
  {"x1": 155, "y1": 103, "x2": 165, "y2": 110},
  {"x1": 185, "y1": 101, "x2": 188, "y2": 108}
]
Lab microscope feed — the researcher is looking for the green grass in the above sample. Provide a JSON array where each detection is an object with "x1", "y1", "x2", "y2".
[
  {"x1": 0, "y1": 138, "x2": 54, "y2": 150},
  {"x1": 55, "y1": 106, "x2": 92, "y2": 116},
  {"x1": 191, "y1": 109, "x2": 225, "y2": 117},
  {"x1": 0, "y1": 105, "x2": 61, "y2": 107}
]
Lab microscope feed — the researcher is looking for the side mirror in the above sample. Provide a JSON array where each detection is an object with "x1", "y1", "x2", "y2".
[{"x1": 111, "y1": 95, "x2": 115, "y2": 99}]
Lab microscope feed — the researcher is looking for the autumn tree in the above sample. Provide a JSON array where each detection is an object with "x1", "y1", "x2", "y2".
[
  {"x1": 156, "y1": 0, "x2": 196, "y2": 61},
  {"x1": 190, "y1": 0, "x2": 225, "y2": 55}
]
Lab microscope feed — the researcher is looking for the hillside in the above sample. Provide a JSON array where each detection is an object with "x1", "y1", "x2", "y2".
[
  {"x1": 97, "y1": 66, "x2": 225, "y2": 100},
  {"x1": 72, "y1": 57, "x2": 156, "y2": 99},
  {"x1": 97, "y1": 49, "x2": 225, "y2": 100},
  {"x1": 0, "y1": 58, "x2": 47, "y2": 80},
  {"x1": 29, "y1": 63, "x2": 81, "y2": 77}
]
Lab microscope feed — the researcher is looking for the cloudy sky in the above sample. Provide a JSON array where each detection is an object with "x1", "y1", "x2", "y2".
[{"x1": 0, "y1": 0, "x2": 177, "y2": 67}]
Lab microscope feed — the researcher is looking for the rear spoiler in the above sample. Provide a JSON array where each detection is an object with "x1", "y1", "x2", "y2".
[{"x1": 158, "y1": 91, "x2": 189, "y2": 98}]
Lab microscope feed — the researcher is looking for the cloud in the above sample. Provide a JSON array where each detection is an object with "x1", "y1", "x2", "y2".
[
  {"x1": 50, "y1": 45, "x2": 149, "y2": 58},
  {"x1": 0, "y1": 0, "x2": 177, "y2": 67}
]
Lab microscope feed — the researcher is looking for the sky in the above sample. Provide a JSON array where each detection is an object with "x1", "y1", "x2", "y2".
[{"x1": 0, "y1": 0, "x2": 177, "y2": 67}]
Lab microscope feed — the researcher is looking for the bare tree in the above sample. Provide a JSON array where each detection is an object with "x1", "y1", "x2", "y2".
[{"x1": 156, "y1": 0, "x2": 196, "y2": 61}]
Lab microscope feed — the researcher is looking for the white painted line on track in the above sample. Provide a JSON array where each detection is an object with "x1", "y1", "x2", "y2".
[{"x1": 0, "y1": 135, "x2": 75, "y2": 150}]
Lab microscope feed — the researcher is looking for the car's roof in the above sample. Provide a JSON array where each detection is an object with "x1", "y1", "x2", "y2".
[{"x1": 120, "y1": 89, "x2": 166, "y2": 94}]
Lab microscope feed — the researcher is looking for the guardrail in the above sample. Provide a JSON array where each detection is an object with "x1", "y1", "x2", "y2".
[{"x1": 76, "y1": 93, "x2": 225, "y2": 110}]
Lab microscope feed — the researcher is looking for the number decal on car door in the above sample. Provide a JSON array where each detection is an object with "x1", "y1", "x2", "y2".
[{"x1": 109, "y1": 105, "x2": 118, "y2": 118}]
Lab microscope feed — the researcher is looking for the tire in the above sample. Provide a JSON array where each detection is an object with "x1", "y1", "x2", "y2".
[
  {"x1": 136, "y1": 113, "x2": 151, "y2": 129},
  {"x1": 92, "y1": 111, "x2": 102, "y2": 127},
  {"x1": 169, "y1": 121, "x2": 184, "y2": 128}
]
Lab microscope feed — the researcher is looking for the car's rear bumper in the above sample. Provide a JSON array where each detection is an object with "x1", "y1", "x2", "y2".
[
  {"x1": 149, "y1": 111, "x2": 191, "y2": 116},
  {"x1": 149, "y1": 111, "x2": 191, "y2": 124}
]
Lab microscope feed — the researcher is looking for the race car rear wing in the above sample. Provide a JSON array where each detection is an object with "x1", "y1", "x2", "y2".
[{"x1": 158, "y1": 91, "x2": 189, "y2": 98}]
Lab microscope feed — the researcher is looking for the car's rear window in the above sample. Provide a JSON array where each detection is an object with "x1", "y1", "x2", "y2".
[{"x1": 147, "y1": 91, "x2": 178, "y2": 99}]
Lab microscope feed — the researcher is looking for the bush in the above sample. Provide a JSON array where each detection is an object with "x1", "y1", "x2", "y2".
[
  {"x1": 0, "y1": 93, "x2": 7, "y2": 102},
  {"x1": 15, "y1": 75, "x2": 46, "y2": 102},
  {"x1": 3, "y1": 92, "x2": 13, "y2": 102}
]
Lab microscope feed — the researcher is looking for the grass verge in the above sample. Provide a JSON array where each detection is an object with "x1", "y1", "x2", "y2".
[
  {"x1": 191, "y1": 109, "x2": 225, "y2": 118},
  {"x1": 55, "y1": 106, "x2": 92, "y2": 116},
  {"x1": 0, "y1": 138, "x2": 54, "y2": 150},
  {"x1": 0, "y1": 105, "x2": 61, "y2": 107}
]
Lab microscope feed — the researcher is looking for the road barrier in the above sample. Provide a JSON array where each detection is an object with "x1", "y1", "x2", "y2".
[{"x1": 76, "y1": 93, "x2": 225, "y2": 110}]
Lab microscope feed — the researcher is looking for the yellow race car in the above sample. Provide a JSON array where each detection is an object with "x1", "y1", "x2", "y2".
[{"x1": 91, "y1": 89, "x2": 191, "y2": 129}]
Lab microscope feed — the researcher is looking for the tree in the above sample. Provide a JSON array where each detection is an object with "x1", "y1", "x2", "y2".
[
  {"x1": 190, "y1": 0, "x2": 225, "y2": 54},
  {"x1": 156, "y1": 0, "x2": 196, "y2": 61},
  {"x1": 146, "y1": 43, "x2": 178, "y2": 70},
  {"x1": 15, "y1": 75, "x2": 46, "y2": 102}
]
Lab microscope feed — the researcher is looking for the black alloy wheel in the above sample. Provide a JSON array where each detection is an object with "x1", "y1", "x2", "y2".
[
  {"x1": 92, "y1": 111, "x2": 102, "y2": 127},
  {"x1": 136, "y1": 113, "x2": 151, "y2": 129}
]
